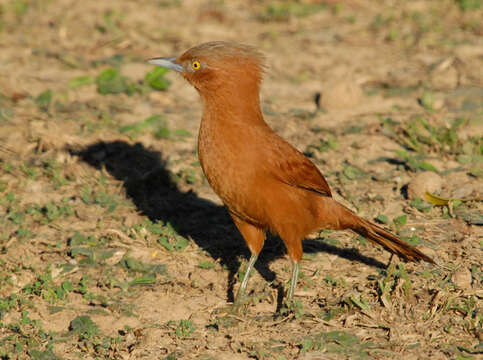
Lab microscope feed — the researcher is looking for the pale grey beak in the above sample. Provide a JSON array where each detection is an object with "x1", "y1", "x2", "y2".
[{"x1": 148, "y1": 57, "x2": 183, "y2": 72}]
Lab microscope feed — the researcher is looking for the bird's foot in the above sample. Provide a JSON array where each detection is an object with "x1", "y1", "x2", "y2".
[
  {"x1": 278, "y1": 298, "x2": 304, "y2": 319},
  {"x1": 215, "y1": 291, "x2": 272, "y2": 316},
  {"x1": 213, "y1": 295, "x2": 251, "y2": 316},
  {"x1": 215, "y1": 298, "x2": 249, "y2": 315},
  {"x1": 214, "y1": 302, "x2": 245, "y2": 316}
]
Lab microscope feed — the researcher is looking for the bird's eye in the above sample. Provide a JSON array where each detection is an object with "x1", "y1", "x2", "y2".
[{"x1": 191, "y1": 61, "x2": 201, "y2": 70}]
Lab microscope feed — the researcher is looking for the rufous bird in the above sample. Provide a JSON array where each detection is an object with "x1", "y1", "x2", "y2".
[{"x1": 148, "y1": 42, "x2": 434, "y2": 308}]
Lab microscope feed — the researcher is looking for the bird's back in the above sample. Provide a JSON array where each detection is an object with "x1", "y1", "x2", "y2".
[{"x1": 198, "y1": 107, "x2": 333, "y2": 234}]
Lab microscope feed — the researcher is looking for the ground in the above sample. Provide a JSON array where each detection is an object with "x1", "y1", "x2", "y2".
[{"x1": 0, "y1": 0, "x2": 482, "y2": 359}]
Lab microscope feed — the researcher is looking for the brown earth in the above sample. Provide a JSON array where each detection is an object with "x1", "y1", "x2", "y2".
[{"x1": 0, "y1": 0, "x2": 482, "y2": 359}]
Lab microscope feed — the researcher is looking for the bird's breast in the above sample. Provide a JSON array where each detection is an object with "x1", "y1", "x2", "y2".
[
  {"x1": 197, "y1": 118, "x2": 265, "y2": 225},
  {"x1": 198, "y1": 119, "x2": 243, "y2": 196}
]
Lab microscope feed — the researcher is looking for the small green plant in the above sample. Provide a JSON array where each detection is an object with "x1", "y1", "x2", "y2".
[
  {"x1": 2, "y1": 162, "x2": 15, "y2": 174},
  {"x1": 306, "y1": 136, "x2": 338, "y2": 155},
  {"x1": 94, "y1": 191, "x2": 119, "y2": 213},
  {"x1": 346, "y1": 294, "x2": 373, "y2": 318},
  {"x1": 119, "y1": 114, "x2": 192, "y2": 140},
  {"x1": 120, "y1": 256, "x2": 166, "y2": 276},
  {"x1": 455, "y1": 0, "x2": 481, "y2": 11},
  {"x1": 393, "y1": 214, "x2": 408, "y2": 233},
  {"x1": 402, "y1": 234, "x2": 421, "y2": 246},
  {"x1": 128, "y1": 219, "x2": 189, "y2": 252},
  {"x1": 371, "y1": 13, "x2": 394, "y2": 30},
  {"x1": 393, "y1": 214, "x2": 407, "y2": 227},
  {"x1": 158, "y1": 233, "x2": 189, "y2": 252},
  {"x1": 168, "y1": 319, "x2": 195, "y2": 338},
  {"x1": 299, "y1": 330, "x2": 375, "y2": 357},
  {"x1": 76, "y1": 276, "x2": 90, "y2": 295},
  {"x1": 260, "y1": 1, "x2": 326, "y2": 22},
  {"x1": 410, "y1": 196, "x2": 433, "y2": 213},
  {"x1": 35, "y1": 90, "x2": 52, "y2": 112},
  {"x1": 22, "y1": 272, "x2": 73, "y2": 304},
  {"x1": 342, "y1": 164, "x2": 367, "y2": 181},
  {"x1": 419, "y1": 91, "x2": 434, "y2": 110},
  {"x1": 69, "y1": 315, "x2": 100, "y2": 340},
  {"x1": 96, "y1": 9, "x2": 124, "y2": 34},
  {"x1": 198, "y1": 260, "x2": 215, "y2": 269},
  {"x1": 0, "y1": 93, "x2": 14, "y2": 122},
  {"x1": 78, "y1": 186, "x2": 120, "y2": 212},
  {"x1": 43, "y1": 201, "x2": 74, "y2": 223},
  {"x1": 96, "y1": 68, "x2": 134, "y2": 95},
  {"x1": 19, "y1": 163, "x2": 37, "y2": 179},
  {"x1": 155, "y1": 127, "x2": 191, "y2": 140},
  {"x1": 394, "y1": 150, "x2": 438, "y2": 172},
  {"x1": 0, "y1": 293, "x2": 20, "y2": 319},
  {"x1": 375, "y1": 214, "x2": 389, "y2": 224},
  {"x1": 69, "y1": 76, "x2": 94, "y2": 89},
  {"x1": 144, "y1": 67, "x2": 171, "y2": 91},
  {"x1": 120, "y1": 114, "x2": 165, "y2": 137},
  {"x1": 11, "y1": 0, "x2": 30, "y2": 18},
  {"x1": 176, "y1": 168, "x2": 198, "y2": 184},
  {"x1": 382, "y1": 116, "x2": 470, "y2": 156}
]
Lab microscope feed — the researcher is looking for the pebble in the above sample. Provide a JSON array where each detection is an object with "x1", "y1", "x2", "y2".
[{"x1": 407, "y1": 172, "x2": 443, "y2": 199}]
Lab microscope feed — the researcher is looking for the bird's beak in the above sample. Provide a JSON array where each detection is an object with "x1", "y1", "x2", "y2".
[{"x1": 147, "y1": 57, "x2": 183, "y2": 72}]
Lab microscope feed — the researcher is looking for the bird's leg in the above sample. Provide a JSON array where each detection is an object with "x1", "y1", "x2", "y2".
[
  {"x1": 280, "y1": 260, "x2": 300, "y2": 316},
  {"x1": 234, "y1": 253, "x2": 258, "y2": 306},
  {"x1": 287, "y1": 260, "x2": 299, "y2": 302},
  {"x1": 229, "y1": 216, "x2": 265, "y2": 311}
]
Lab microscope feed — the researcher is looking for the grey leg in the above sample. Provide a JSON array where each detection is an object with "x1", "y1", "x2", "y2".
[
  {"x1": 287, "y1": 261, "x2": 299, "y2": 302},
  {"x1": 234, "y1": 253, "x2": 258, "y2": 305}
]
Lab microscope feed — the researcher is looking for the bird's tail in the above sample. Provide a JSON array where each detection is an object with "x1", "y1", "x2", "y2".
[{"x1": 327, "y1": 201, "x2": 434, "y2": 264}]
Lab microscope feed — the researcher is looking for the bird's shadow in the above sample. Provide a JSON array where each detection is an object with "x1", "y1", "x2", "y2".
[{"x1": 71, "y1": 140, "x2": 385, "y2": 304}]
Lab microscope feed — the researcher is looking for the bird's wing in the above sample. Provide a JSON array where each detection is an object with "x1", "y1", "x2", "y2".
[{"x1": 266, "y1": 136, "x2": 332, "y2": 197}]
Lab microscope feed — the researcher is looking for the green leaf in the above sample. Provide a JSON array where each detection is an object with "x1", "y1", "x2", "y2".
[
  {"x1": 410, "y1": 197, "x2": 433, "y2": 212},
  {"x1": 455, "y1": 209, "x2": 483, "y2": 225},
  {"x1": 342, "y1": 165, "x2": 367, "y2": 180},
  {"x1": 324, "y1": 330, "x2": 359, "y2": 347},
  {"x1": 129, "y1": 274, "x2": 156, "y2": 286},
  {"x1": 96, "y1": 68, "x2": 127, "y2": 95},
  {"x1": 174, "y1": 319, "x2": 195, "y2": 338},
  {"x1": 375, "y1": 214, "x2": 389, "y2": 224},
  {"x1": 69, "y1": 76, "x2": 94, "y2": 89},
  {"x1": 35, "y1": 90, "x2": 52, "y2": 111},
  {"x1": 172, "y1": 128, "x2": 192, "y2": 137},
  {"x1": 455, "y1": 0, "x2": 482, "y2": 11},
  {"x1": 419, "y1": 91, "x2": 434, "y2": 110},
  {"x1": 418, "y1": 161, "x2": 438, "y2": 172},
  {"x1": 402, "y1": 234, "x2": 421, "y2": 246},
  {"x1": 28, "y1": 349, "x2": 61, "y2": 360},
  {"x1": 393, "y1": 215, "x2": 407, "y2": 226},
  {"x1": 198, "y1": 260, "x2": 215, "y2": 269},
  {"x1": 470, "y1": 166, "x2": 483, "y2": 178},
  {"x1": 120, "y1": 257, "x2": 152, "y2": 273},
  {"x1": 120, "y1": 114, "x2": 164, "y2": 135},
  {"x1": 144, "y1": 67, "x2": 171, "y2": 91},
  {"x1": 425, "y1": 192, "x2": 450, "y2": 205},
  {"x1": 158, "y1": 235, "x2": 189, "y2": 252},
  {"x1": 348, "y1": 294, "x2": 373, "y2": 317},
  {"x1": 61, "y1": 280, "x2": 74, "y2": 292},
  {"x1": 69, "y1": 315, "x2": 99, "y2": 338},
  {"x1": 154, "y1": 127, "x2": 171, "y2": 139},
  {"x1": 425, "y1": 191, "x2": 475, "y2": 206}
]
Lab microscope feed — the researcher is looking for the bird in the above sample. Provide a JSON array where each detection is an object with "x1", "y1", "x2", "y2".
[{"x1": 148, "y1": 41, "x2": 434, "y2": 309}]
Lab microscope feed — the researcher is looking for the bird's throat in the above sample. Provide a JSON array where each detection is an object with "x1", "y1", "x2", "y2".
[{"x1": 200, "y1": 87, "x2": 264, "y2": 127}]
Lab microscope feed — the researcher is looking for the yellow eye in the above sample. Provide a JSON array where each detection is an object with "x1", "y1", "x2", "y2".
[{"x1": 192, "y1": 61, "x2": 201, "y2": 70}]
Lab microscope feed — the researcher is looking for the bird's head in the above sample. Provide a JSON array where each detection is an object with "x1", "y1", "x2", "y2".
[{"x1": 148, "y1": 41, "x2": 265, "y2": 95}]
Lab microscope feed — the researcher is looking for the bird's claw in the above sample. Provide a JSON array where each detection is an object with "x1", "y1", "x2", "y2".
[
  {"x1": 279, "y1": 298, "x2": 303, "y2": 318},
  {"x1": 213, "y1": 304, "x2": 242, "y2": 315}
]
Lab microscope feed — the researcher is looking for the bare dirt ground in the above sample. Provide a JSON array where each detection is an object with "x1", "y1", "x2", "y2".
[{"x1": 0, "y1": 0, "x2": 482, "y2": 359}]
